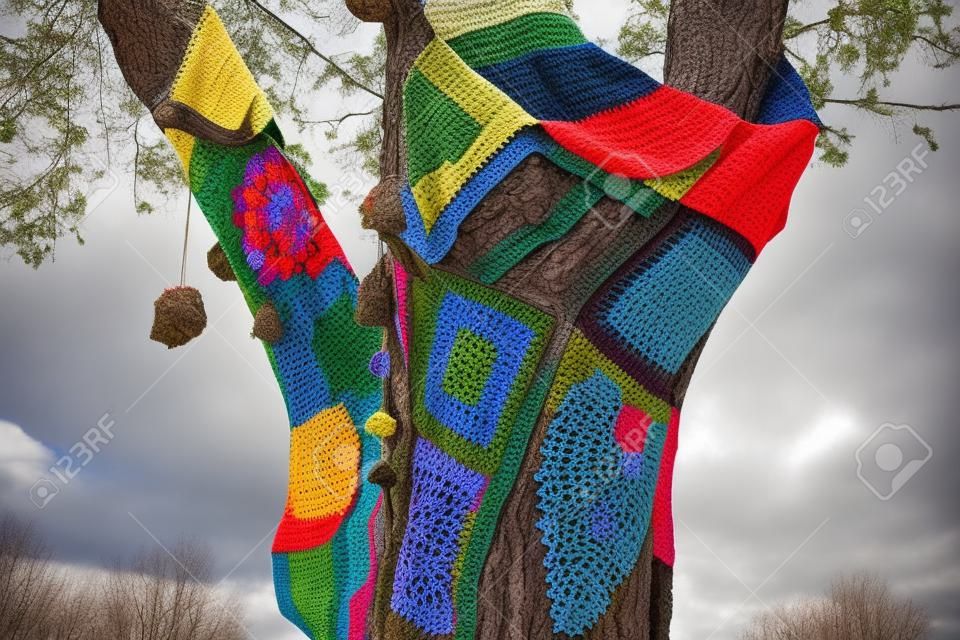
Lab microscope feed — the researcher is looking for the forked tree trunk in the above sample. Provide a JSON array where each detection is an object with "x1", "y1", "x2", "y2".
[{"x1": 100, "y1": 0, "x2": 789, "y2": 637}]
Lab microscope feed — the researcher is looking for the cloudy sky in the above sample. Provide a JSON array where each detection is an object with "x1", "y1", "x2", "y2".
[{"x1": 1, "y1": 1, "x2": 958, "y2": 639}]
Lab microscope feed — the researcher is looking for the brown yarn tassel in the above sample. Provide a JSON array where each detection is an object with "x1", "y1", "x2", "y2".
[
  {"x1": 207, "y1": 242, "x2": 236, "y2": 281},
  {"x1": 150, "y1": 286, "x2": 207, "y2": 348},
  {"x1": 252, "y1": 301, "x2": 283, "y2": 344}
]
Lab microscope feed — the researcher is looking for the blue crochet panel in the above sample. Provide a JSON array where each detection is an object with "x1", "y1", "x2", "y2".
[
  {"x1": 581, "y1": 214, "x2": 752, "y2": 396},
  {"x1": 391, "y1": 438, "x2": 488, "y2": 635},
  {"x1": 269, "y1": 257, "x2": 380, "y2": 426},
  {"x1": 757, "y1": 57, "x2": 823, "y2": 126},
  {"x1": 475, "y1": 42, "x2": 659, "y2": 122},
  {"x1": 425, "y1": 291, "x2": 535, "y2": 448},
  {"x1": 535, "y1": 371, "x2": 667, "y2": 636}
]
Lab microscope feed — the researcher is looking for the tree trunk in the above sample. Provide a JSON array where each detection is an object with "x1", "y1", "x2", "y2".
[{"x1": 370, "y1": 1, "x2": 789, "y2": 639}]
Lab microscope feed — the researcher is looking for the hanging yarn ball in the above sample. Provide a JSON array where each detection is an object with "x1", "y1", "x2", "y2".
[
  {"x1": 368, "y1": 460, "x2": 398, "y2": 488},
  {"x1": 207, "y1": 242, "x2": 236, "y2": 282},
  {"x1": 252, "y1": 301, "x2": 283, "y2": 343},
  {"x1": 150, "y1": 286, "x2": 207, "y2": 349},
  {"x1": 364, "y1": 410, "x2": 397, "y2": 439},
  {"x1": 369, "y1": 350, "x2": 391, "y2": 379}
]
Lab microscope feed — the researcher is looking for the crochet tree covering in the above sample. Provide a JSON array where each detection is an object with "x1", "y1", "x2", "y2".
[{"x1": 100, "y1": 0, "x2": 820, "y2": 638}]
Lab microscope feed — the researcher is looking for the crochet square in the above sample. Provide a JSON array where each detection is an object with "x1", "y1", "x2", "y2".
[
  {"x1": 411, "y1": 269, "x2": 554, "y2": 473},
  {"x1": 580, "y1": 214, "x2": 752, "y2": 398}
]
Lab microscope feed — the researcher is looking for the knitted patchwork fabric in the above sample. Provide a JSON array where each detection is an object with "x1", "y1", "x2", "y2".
[
  {"x1": 580, "y1": 213, "x2": 754, "y2": 397},
  {"x1": 402, "y1": 0, "x2": 820, "y2": 268},
  {"x1": 409, "y1": 269, "x2": 554, "y2": 475},
  {"x1": 391, "y1": 268, "x2": 556, "y2": 636},
  {"x1": 158, "y1": 9, "x2": 384, "y2": 640}
]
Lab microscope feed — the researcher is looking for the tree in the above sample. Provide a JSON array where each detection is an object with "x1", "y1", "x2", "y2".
[
  {"x1": 741, "y1": 574, "x2": 929, "y2": 640},
  {"x1": 8, "y1": 1, "x2": 957, "y2": 639},
  {"x1": 0, "y1": 513, "x2": 247, "y2": 639},
  {"x1": 0, "y1": 0, "x2": 955, "y2": 265}
]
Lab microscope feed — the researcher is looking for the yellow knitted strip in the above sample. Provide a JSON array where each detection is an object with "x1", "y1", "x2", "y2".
[
  {"x1": 167, "y1": 5, "x2": 273, "y2": 168},
  {"x1": 165, "y1": 128, "x2": 196, "y2": 175},
  {"x1": 425, "y1": 0, "x2": 570, "y2": 41},
  {"x1": 645, "y1": 151, "x2": 721, "y2": 201},
  {"x1": 288, "y1": 404, "x2": 361, "y2": 521},
  {"x1": 412, "y1": 40, "x2": 537, "y2": 230},
  {"x1": 547, "y1": 331, "x2": 672, "y2": 423}
]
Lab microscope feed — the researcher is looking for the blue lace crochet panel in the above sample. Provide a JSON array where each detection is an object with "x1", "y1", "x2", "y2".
[
  {"x1": 391, "y1": 438, "x2": 488, "y2": 635},
  {"x1": 535, "y1": 371, "x2": 667, "y2": 636}
]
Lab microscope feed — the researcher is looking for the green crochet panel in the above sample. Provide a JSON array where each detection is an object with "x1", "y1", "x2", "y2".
[
  {"x1": 447, "y1": 12, "x2": 587, "y2": 69},
  {"x1": 404, "y1": 69, "x2": 482, "y2": 186}
]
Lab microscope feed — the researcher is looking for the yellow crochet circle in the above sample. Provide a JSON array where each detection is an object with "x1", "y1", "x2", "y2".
[{"x1": 365, "y1": 411, "x2": 398, "y2": 439}]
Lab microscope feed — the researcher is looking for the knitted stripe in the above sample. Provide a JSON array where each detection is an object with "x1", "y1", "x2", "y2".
[
  {"x1": 425, "y1": 0, "x2": 569, "y2": 41},
  {"x1": 651, "y1": 409, "x2": 680, "y2": 566},
  {"x1": 475, "y1": 43, "x2": 659, "y2": 122},
  {"x1": 169, "y1": 6, "x2": 272, "y2": 150},
  {"x1": 288, "y1": 544, "x2": 337, "y2": 639},
  {"x1": 273, "y1": 553, "x2": 314, "y2": 637},
  {"x1": 446, "y1": 12, "x2": 586, "y2": 69},
  {"x1": 757, "y1": 57, "x2": 823, "y2": 126},
  {"x1": 406, "y1": 40, "x2": 537, "y2": 231}
]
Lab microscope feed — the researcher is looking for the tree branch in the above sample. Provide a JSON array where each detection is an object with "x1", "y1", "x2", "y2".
[
  {"x1": 912, "y1": 34, "x2": 960, "y2": 60},
  {"x1": 297, "y1": 109, "x2": 378, "y2": 128},
  {"x1": 824, "y1": 97, "x2": 960, "y2": 111},
  {"x1": 244, "y1": 0, "x2": 384, "y2": 100}
]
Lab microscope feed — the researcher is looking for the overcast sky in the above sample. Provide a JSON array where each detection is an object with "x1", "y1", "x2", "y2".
[{"x1": 1, "y1": 1, "x2": 958, "y2": 639}]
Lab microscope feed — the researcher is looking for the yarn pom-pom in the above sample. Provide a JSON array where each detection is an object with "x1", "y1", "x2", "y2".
[
  {"x1": 150, "y1": 286, "x2": 207, "y2": 349},
  {"x1": 369, "y1": 350, "x2": 391, "y2": 378},
  {"x1": 368, "y1": 460, "x2": 397, "y2": 488},
  {"x1": 364, "y1": 410, "x2": 397, "y2": 439},
  {"x1": 207, "y1": 242, "x2": 236, "y2": 282},
  {"x1": 252, "y1": 301, "x2": 283, "y2": 344}
]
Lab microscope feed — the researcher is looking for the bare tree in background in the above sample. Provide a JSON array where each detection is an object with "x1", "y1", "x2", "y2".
[
  {"x1": 0, "y1": 513, "x2": 246, "y2": 640},
  {"x1": 742, "y1": 574, "x2": 929, "y2": 640}
]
